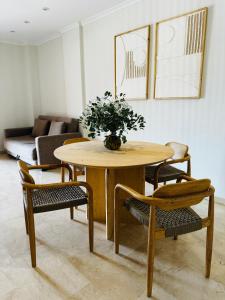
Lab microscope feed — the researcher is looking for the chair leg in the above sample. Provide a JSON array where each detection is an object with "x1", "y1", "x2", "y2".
[
  {"x1": 27, "y1": 210, "x2": 36, "y2": 268},
  {"x1": 206, "y1": 194, "x2": 214, "y2": 278},
  {"x1": 73, "y1": 165, "x2": 77, "y2": 182},
  {"x1": 205, "y1": 224, "x2": 213, "y2": 278},
  {"x1": 88, "y1": 201, "x2": 94, "y2": 252},
  {"x1": 61, "y1": 165, "x2": 65, "y2": 182},
  {"x1": 23, "y1": 204, "x2": 29, "y2": 235},
  {"x1": 86, "y1": 204, "x2": 89, "y2": 220},
  {"x1": 114, "y1": 189, "x2": 120, "y2": 254},
  {"x1": 72, "y1": 167, "x2": 78, "y2": 212},
  {"x1": 153, "y1": 182, "x2": 158, "y2": 190},
  {"x1": 147, "y1": 206, "x2": 156, "y2": 297},
  {"x1": 70, "y1": 207, "x2": 74, "y2": 220}
]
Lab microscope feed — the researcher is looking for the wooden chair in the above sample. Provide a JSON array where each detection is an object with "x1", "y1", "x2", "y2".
[
  {"x1": 114, "y1": 175, "x2": 214, "y2": 297},
  {"x1": 62, "y1": 137, "x2": 90, "y2": 182},
  {"x1": 145, "y1": 142, "x2": 191, "y2": 190},
  {"x1": 18, "y1": 160, "x2": 94, "y2": 268}
]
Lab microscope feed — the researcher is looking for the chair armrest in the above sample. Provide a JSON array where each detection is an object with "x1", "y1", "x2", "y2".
[
  {"x1": 35, "y1": 132, "x2": 81, "y2": 164},
  {"x1": 178, "y1": 175, "x2": 196, "y2": 182},
  {"x1": 115, "y1": 184, "x2": 153, "y2": 205},
  {"x1": 4, "y1": 127, "x2": 33, "y2": 138},
  {"x1": 209, "y1": 186, "x2": 215, "y2": 195},
  {"x1": 153, "y1": 154, "x2": 191, "y2": 183},
  {"x1": 115, "y1": 183, "x2": 215, "y2": 210},
  {"x1": 28, "y1": 163, "x2": 72, "y2": 179},
  {"x1": 158, "y1": 154, "x2": 191, "y2": 168}
]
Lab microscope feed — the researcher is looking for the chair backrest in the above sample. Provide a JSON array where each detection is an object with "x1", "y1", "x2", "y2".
[
  {"x1": 63, "y1": 137, "x2": 90, "y2": 146},
  {"x1": 166, "y1": 142, "x2": 188, "y2": 160},
  {"x1": 17, "y1": 160, "x2": 35, "y2": 184},
  {"x1": 153, "y1": 179, "x2": 211, "y2": 210}
]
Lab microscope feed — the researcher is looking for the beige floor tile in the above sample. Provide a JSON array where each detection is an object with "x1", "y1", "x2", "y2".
[{"x1": 0, "y1": 154, "x2": 225, "y2": 299}]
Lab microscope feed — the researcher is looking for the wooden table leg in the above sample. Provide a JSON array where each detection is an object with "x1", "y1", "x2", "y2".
[
  {"x1": 86, "y1": 166, "x2": 145, "y2": 240},
  {"x1": 106, "y1": 166, "x2": 145, "y2": 240},
  {"x1": 86, "y1": 167, "x2": 106, "y2": 222}
]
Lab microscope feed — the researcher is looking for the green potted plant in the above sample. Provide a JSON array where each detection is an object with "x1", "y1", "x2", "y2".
[{"x1": 80, "y1": 91, "x2": 146, "y2": 150}]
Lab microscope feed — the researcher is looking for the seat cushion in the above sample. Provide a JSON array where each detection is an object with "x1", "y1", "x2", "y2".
[
  {"x1": 4, "y1": 135, "x2": 37, "y2": 163},
  {"x1": 31, "y1": 185, "x2": 87, "y2": 213},
  {"x1": 125, "y1": 198, "x2": 202, "y2": 237},
  {"x1": 145, "y1": 165, "x2": 185, "y2": 183}
]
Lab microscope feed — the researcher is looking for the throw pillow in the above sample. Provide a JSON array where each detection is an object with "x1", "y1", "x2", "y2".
[
  {"x1": 67, "y1": 119, "x2": 79, "y2": 133},
  {"x1": 48, "y1": 121, "x2": 65, "y2": 136},
  {"x1": 32, "y1": 119, "x2": 49, "y2": 137}
]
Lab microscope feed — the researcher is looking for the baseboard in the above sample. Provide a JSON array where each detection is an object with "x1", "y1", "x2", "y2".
[{"x1": 215, "y1": 197, "x2": 225, "y2": 206}]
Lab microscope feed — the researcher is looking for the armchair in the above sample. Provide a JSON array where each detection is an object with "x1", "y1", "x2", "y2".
[
  {"x1": 18, "y1": 160, "x2": 94, "y2": 268},
  {"x1": 145, "y1": 142, "x2": 191, "y2": 189},
  {"x1": 114, "y1": 175, "x2": 214, "y2": 297}
]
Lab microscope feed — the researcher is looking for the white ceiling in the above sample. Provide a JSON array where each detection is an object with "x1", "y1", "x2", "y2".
[{"x1": 0, "y1": 0, "x2": 128, "y2": 45}]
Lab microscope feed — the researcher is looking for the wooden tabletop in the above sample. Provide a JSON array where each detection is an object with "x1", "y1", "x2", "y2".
[{"x1": 54, "y1": 140, "x2": 174, "y2": 169}]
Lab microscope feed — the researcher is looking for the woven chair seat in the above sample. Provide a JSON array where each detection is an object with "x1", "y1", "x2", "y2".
[
  {"x1": 145, "y1": 165, "x2": 185, "y2": 183},
  {"x1": 31, "y1": 186, "x2": 87, "y2": 213},
  {"x1": 125, "y1": 198, "x2": 202, "y2": 237}
]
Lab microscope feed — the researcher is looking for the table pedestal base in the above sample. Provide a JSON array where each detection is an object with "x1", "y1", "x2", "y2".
[{"x1": 86, "y1": 166, "x2": 145, "y2": 240}]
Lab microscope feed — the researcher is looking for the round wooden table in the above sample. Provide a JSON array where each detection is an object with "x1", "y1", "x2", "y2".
[{"x1": 54, "y1": 141, "x2": 174, "y2": 239}]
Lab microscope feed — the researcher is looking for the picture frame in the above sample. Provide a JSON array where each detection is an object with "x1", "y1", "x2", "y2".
[
  {"x1": 154, "y1": 7, "x2": 208, "y2": 99},
  {"x1": 114, "y1": 25, "x2": 150, "y2": 100}
]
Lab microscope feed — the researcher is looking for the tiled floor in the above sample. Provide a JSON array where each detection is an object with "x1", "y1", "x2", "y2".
[{"x1": 0, "y1": 154, "x2": 225, "y2": 299}]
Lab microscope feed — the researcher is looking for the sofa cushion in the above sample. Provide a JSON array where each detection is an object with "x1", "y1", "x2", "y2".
[
  {"x1": 48, "y1": 121, "x2": 65, "y2": 136},
  {"x1": 32, "y1": 119, "x2": 49, "y2": 137},
  {"x1": 38, "y1": 115, "x2": 79, "y2": 133},
  {"x1": 66, "y1": 119, "x2": 79, "y2": 133},
  {"x1": 4, "y1": 135, "x2": 37, "y2": 163}
]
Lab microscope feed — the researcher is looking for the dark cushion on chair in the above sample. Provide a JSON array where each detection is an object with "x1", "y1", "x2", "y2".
[
  {"x1": 125, "y1": 198, "x2": 202, "y2": 237},
  {"x1": 31, "y1": 186, "x2": 87, "y2": 213},
  {"x1": 145, "y1": 165, "x2": 185, "y2": 183}
]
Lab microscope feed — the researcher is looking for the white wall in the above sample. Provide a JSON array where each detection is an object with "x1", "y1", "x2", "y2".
[
  {"x1": 0, "y1": 43, "x2": 35, "y2": 150},
  {"x1": 37, "y1": 26, "x2": 84, "y2": 118},
  {"x1": 62, "y1": 25, "x2": 85, "y2": 117},
  {"x1": 38, "y1": 37, "x2": 67, "y2": 115},
  {"x1": 82, "y1": 0, "x2": 225, "y2": 198},
  {"x1": 24, "y1": 45, "x2": 41, "y2": 118}
]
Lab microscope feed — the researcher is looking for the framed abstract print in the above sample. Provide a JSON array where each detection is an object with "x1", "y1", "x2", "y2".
[
  {"x1": 114, "y1": 25, "x2": 150, "y2": 100},
  {"x1": 154, "y1": 7, "x2": 208, "y2": 99}
]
